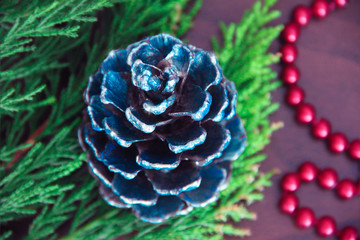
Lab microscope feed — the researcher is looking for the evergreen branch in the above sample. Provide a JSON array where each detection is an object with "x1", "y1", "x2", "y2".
[
  {"x1": 0, "y1": 231, "x2": 12, "y2": 240},
  {"x1": 0, "y1": 0, "x2": 202, "y2": 239},
  {"x1": 127, "y1": 0, "x2": 282, "y2": 238},
  {"x1": 0, "y1": 0, "x2": 120, "y2": 58},
  {"x1": 0, "y1": 126, "x2": 84, "y2": 223},
  {"x1": 0, "y1": 0, "x2": 281, "y2": 239},
  {"x1": 0, "y1": 85, "x2": 55, "y2": 116},
  {"x1": 4, "y1": 119, "x2": 48, "y2": 170}
]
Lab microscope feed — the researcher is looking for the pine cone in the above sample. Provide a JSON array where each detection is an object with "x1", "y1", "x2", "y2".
[{"x1": 78, "y1": 33, "x2": 246, "y2": 223}]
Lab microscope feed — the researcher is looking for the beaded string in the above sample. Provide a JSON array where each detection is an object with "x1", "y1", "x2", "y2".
[
  {"x1": 280, "y1": 0, "x2": 360, "y2": 160},
  {"x1": 278, "y1": 0, "x2": 360, "y2": 239},
  {"x1": 280, "y1": 162, "x2": 360, "y2": 239}
]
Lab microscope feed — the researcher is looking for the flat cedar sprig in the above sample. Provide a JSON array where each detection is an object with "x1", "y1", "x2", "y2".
[
  {"x1": 0, "y1": 0, "x2": 281, "y2": 239},
  {"x1": 0, "y1": 0, "x2": 201, "y2": 239}
]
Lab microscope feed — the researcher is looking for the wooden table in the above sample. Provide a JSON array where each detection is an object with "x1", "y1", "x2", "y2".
[{"x1": 186, "y1": 0, "x2": 360, "y2": 239}]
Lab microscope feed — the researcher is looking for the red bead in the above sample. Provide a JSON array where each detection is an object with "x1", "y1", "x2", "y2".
[
  {"x1": 312, "y1": 118, "x2": 331, "y2": 139},
  {"x1": 318, "y1": 168, "x2": 338, "y2": 189},
  {"x1": 280, "y1": 43, "x2": 298, "y2": 63},
  {"x1": 348, "y1": 139, "x2": 360, "y2": 160},
  {"x1": 336, "y1": 179, "x2": 356, "y2": 199},
  {"x1": 296, "y1": 103, "x2": 315, "y2": 124},
  {"x1": 328, "y1": 133, "x2": 348, "y2": 153},
  {"x1": 355, "y1": 181, "x2": 360, "y2": 195},
  {"x1": 316, "y1": 216, "x2": 336, "y2": 237},
  {"x1": 279, "y1": 193, "x2": 299, "y2": 214},
  {"x1": 286, "y1": 85, "x2": 305, "y2": 106},
  {"x1": 295, "y1": 208, "x2": 315, "y2": 229},
  {"x1": 282, "y1": 22, "x2": 300, "y2": 43},
  {"x1": 340, "y1": 226, "x2": 358, "y2": 240},
  {"x1": 281, "y1": 64, "x2": 300, "y2": 85},
  {"x1": 298, "y1": 162, "x2": 317, "y2": 182},
  {"x1": 293, "y1": 5, "x2": 312, "y2": 26},
  {"x1": 312, "y1": 0, "x2": 329, "y2": 18},
  {"x1": 281, "y1": 173, "x2": 301, "y2": 192},
  {"x1": 334, "y1": 0, "x2": 348, "y2": 8}
]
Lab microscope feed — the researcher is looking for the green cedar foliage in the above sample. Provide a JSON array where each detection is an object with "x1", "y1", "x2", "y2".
[
  {"x1": 0, "y1": 0, "x2": 281, "y2": 239},
  {"x1": 0, "y1": 0, "x2": 201, "y2": 239}
]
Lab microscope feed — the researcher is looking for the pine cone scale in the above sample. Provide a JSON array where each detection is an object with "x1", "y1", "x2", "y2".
[
  {"x1": 103, "y1": 115, "x2": 154, "y2": 148},
  {"x1": 144, "y1": 161, "x2": 202, "y2": 196},
  {"x1": 100, "y1": 71, "x2": 129, "y2": 111},
  {"x1": 166, "y1": 122, "x2": 207, "y2": 154},
  {"x1": 112, "y1": 172, "x2": 158, "y2": 206},
  {"x1": 136, "y1": 139, "x2": 180, "y2": 170},
  {"x1": 101, "y1": 142, "x2": 141, "y2": 179},
  {"x1": 133, "y1": 196, "x2": 185, "y2": 223},
  {"x1": 181, "y1": 164, "x2": 228, "y2": 208}
]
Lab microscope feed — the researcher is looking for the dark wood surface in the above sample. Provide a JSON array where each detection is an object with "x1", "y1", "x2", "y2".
[{"x1": 186, "y1": 0, "x2": 360, "y2": 239}]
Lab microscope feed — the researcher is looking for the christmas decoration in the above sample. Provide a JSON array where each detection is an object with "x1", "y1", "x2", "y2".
[
  {"x1": 279, "y1": 1, "x2": 359, "y2": 239},
  {"x1": 78, "y1": 33, "x2": 247, "y2": 223},
  {"x1": 280, "y1": 162, "x2": 360, "y2": 239},
  {"x1": 280, "y1": 0, "x2": 359, "y2": 157},
  {"x1": 280, "y1": 0, "x2": 359, "y2": 159},
  {"x1": 1, "y1": 0, "x2": 281, "y2": 239}
]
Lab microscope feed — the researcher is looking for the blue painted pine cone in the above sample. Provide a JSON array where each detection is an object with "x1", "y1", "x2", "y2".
[{"x1": 78, "y1": 33, "x2": 246, "y2": 223}]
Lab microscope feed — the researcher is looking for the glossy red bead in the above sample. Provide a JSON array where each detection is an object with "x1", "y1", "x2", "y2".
[
  {"x1": 348, "y1": 139, "x2": 360, "y2": 160},
  {"x1": 336, "y1": 179, "x2": 356, "y2": 199},
  {"x1": 328, "y1": 133, "x2": 348, "y2": 153},
  {"x1": 279, "y1": 193, "x2": 299, "y2": 214},
  {"x1": 340, "y1": 226, "x2": 358, "y2": 240},
  {"x1": 280, "y1": 43, "x2": 298, "y2": 63},
  {"x1": 296, "y1": 103, "x2": 315, "y2": 124},
  {"x1": 334, "y1": 0, "x2": 348, "y2": 8},
  {"x1": 298, "y1": 162, "x2": 317, "y2": 182},
  {"x1": 282, "y1": 22, "x2": 300, "y2": 43},
  {"x1": 312, "y1": 118, "x2": 331, "y2": 139},
  {"x1": 312, "y1": 0, "x2": 329, "y2": 18},
  {"x1": 286, "y1": 85, "x2": 305, "y2": 106},
  {"x1": 281, "y1": 64, "x2": 300, "y2": 85},
  {"x1": 318, "y1": 168, "x2": 338, "y2": 189},
  {"x1": 293, "y1": 5, "x2": 312, "y2": 26},
  {"x1": 316, "y1": 216, "x2": 336, "y2": 237},
  {"x1": 295, "y1": 208, "x2": 315, "y2": 229},
  {"x1": 281, "y1": 173, "x2": 301, "y2": 192}
]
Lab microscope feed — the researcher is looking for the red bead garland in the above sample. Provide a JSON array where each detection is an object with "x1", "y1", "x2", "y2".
[
  {"x1": 280, "y1": 163, "x2": 359, "y2": 239},
  {"x1": 312, "y1": 118, "x2": 331, "y2": 139},
  {"x1": 281, "y1": 64, "x2": 300, "y2": 85},
  {"x1": 334, "y1": 0, "x2": 348, "y2": 8},
  {"x1": 295, "y1": 208, "x2": 316, "y2": 229},
  {"x1": 293, "y1": 5, "x2": 312, "y2": 26},
  {"x1": 312, "y1": 0, "x2": 329, "y2": 18},
  {"x1": 340, "y1": 226, "x2": 358, "y2": 240},
  {"x1": 318, "y1": 168, "x2": 338, "y2": 189},
  {"x1": 280, "y1": 43, "x2": 298, "y2": 63},
  {"x1": 336, "y1": 179, "x2": 356, "y2": 199},
  {"x1": 281, "y1": 173, "x2": 301, "y2": 192},
  {"x1": 279, "y1": 1, "x2": 358, "y2": 239},
  {"x1": 282, "y1": 23, "x2": 300, "y2": 43},
  {"x1": 316, "y1": 216, "x2": 337, "y2": 237},
  {"x1": 296, "y1": 103, "x2": 315, "y2": 124},
  {"x1": 280, "y1": 0, "x2": 357, "y2": 160},
  {"x1": 285, "y1": 85, "x2": 304, "y2": 106},
  {"x1": 328, "y1": 133, "x2": 348, "y2": 153},
  {"x1": 298, "y1": 162, "x2": 317, "y2": 182},
  {"x1": 279, "y1": 193, "x2": 298, "y2": 214},
  {"x1": 348, "y1": 139, "x2": 360, "y2": 160}
]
